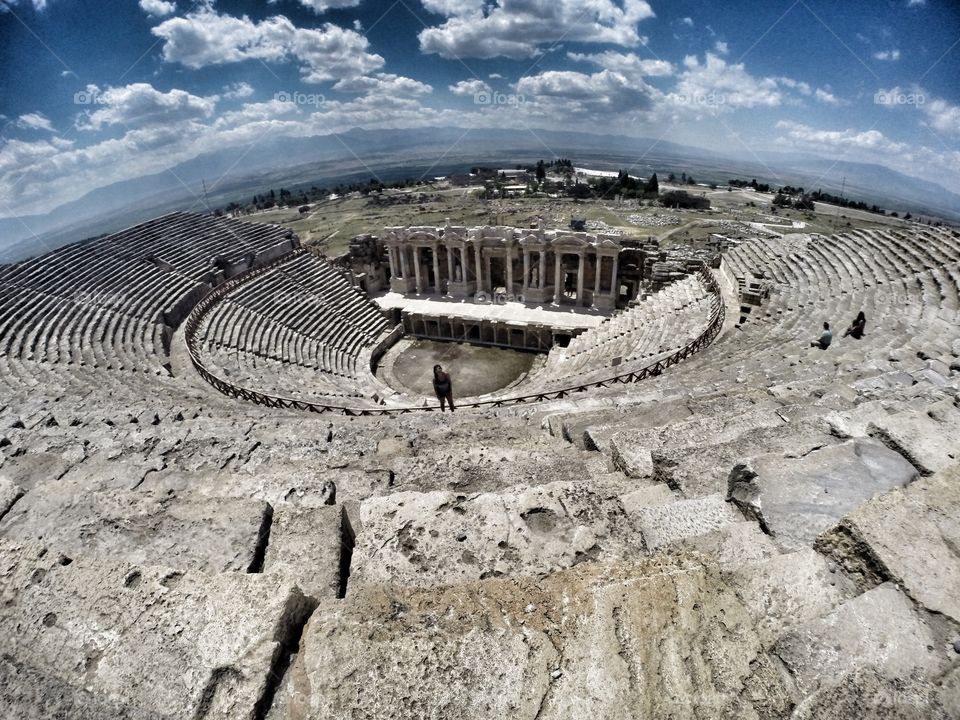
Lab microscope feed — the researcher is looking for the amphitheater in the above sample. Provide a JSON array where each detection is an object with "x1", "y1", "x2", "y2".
[{"x1": 1, "y1": 210, "x2": 959, "y2": 719}]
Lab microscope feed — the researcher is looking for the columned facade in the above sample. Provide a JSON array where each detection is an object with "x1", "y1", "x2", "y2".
[{"x1": 383, "y1": 224, "x2": 624, "y2": 309}]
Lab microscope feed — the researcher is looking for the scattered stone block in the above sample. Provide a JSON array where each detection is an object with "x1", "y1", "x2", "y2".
[
  {"x1": 773, "y1": 584, "x2": 945, "y2": 697},
  {"x1": 815, "y1": 465, "x2": 960, "y2": 624},
  {"x1": 0, "y1": 540, "x2": 314, "y2": 720},
  {"x1": 0, "y1": 487, "x2": 271, "y2": 574},
  {"x1": 263, "y1": 505, "x2": 347, "y2": 600},
  {"x1": 868, "y1": 407, "x2": 960, "y2": 475},
  {"x1": 728, "y1": 439, "x2": 916, "y2": 550},
  {"x1": 287, "y1": 556, "x2": 782, "y2": 719},
  {"x1": 349, "y1": 481, "x2": 640, "y2": 589},
  {"x1": 630, "y1": 493, "x2": 744, "y2": 552}
]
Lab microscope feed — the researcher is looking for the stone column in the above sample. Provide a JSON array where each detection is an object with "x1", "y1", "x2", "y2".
[
  {"x1": 539, "y1": 250, "x2": 546, "y2": 288},
  {"x1": 432, "y1": 245, "x2": 441, "y2": 294},
  {"x1": 576, "y1": 252, "x2": 585, "y2": 305},
  {"x1": 485, "y1": 256, "x2": 492, "y2": 293},
  {"x1": 610, "y1": 254, "x2": 619, "y2": 298},
  {"x1": 594, "y1": 253, "x2": 603, "y2": 297},
  {"x1": 474, "y1": 243, "x2": 483, "y2": 291},
  {"x1": 506, "y1": 249, "x2": 514, "y2": 295},
  {"x1": 413, "y1": 246, "x2": 422, "y2": 294},
  {"x1": 553, "y1": 252, "x2": 563, "y2": 304},
  {"x1": 386, "y1": 246, "x2": 396, "y2": 277},
  {"x1": 522, "y1": 250, "x2": 530, "y2": 292},
  {"x1": 399, "y1": 245, "x2": 408, "y2": 279},
  {"x1": 446, "y1": 244, "x2": 454, "y2": 288}
]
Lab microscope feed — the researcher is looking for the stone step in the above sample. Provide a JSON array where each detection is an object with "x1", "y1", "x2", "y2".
[
  {"x1": 771, "y1": 584, "x2": 948, "y2": 699},
  {"x1": 0, "y1": 539, "x2": 315, "y2": 720},
  {"x1": 630, "y1": 493, "x2": 746, "y2": 553},
  {"x1": 728, "y1": 438, "x2": 918, "y2": 551},
  {"x1": 279, "y1": 555, "x2": 789, "y2": 719},
  {"x1": 815, "y1": 463, "x2": 960, "y2": 626},
  {"x1": 867, "y1": 402, "x2": 960, "y2": 476}
]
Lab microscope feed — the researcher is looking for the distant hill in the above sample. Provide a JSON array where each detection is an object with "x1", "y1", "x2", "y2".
[{"x1": 2, "y1": 126, "x2": 958, "y2": 263}]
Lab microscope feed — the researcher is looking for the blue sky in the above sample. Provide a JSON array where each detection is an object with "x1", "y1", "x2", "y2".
[{"x1": 0, "y1": 0, "x2": 958, "y2": 217}]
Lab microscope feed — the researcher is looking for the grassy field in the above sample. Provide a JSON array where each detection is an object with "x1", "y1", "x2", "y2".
[{"x1": 238, "y1": 180, "x2": 916, "y2": 257}]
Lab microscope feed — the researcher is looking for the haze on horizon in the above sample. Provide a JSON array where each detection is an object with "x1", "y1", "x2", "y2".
[{"x1": 1, "y1": 0, "x2": 958, "y2": 224}]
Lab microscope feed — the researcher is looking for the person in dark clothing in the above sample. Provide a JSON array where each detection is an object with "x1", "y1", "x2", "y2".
[
  {"x1": 844, "y1": 311, "x2": 866, "y2": 339},
  {"x1": 810, "y1": 321, "x2": 832, "y2": 349},
  {"x1": 432, "y1": 364, "x2": 454, "y2": 412}
]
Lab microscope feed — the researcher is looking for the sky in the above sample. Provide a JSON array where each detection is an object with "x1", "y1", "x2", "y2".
[{"x1": 0, "y1": 0, "x2": 958, "y2": 219}]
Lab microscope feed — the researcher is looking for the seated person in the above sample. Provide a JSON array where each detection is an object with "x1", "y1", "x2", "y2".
[
  {"x1": 844, "y1": 311, "x2": 866, "y2": 339},
  {"x1": 810, "y1": 321, "x2": 832, "y2": 350}
]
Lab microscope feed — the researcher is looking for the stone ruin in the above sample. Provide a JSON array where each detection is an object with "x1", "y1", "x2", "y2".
[{"x1": 0, "y1": 211, "x2": 959, "y2": 718}]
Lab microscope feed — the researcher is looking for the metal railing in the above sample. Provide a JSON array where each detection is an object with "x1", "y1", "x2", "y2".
[{"x1": 184, "y1": 260, "x2": 725, "y2": 416}]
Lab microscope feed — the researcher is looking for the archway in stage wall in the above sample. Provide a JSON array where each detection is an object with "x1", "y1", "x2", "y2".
[{"x1": 488, "y1": 256, "x2": 506, "y2": 293}]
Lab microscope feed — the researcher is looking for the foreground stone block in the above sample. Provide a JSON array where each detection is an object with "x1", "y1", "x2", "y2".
[
  {"x1": 0, "y1": 475, "x2": 23, "y2": 519},
  {"x1": 287, "y1": 556, "x2": 783, "y2": 719},
  {"x1": 350, "y1": 481, "x2": 639, "y2": 589},
  {"x1": 264, "y1": 504, "x2": 348, "y2": 600},
  {"x1": 815, "y1": 465, "x2": 960, "y2": 624},
  {"x1": 730, "y1": 548, "x2": 856, "y2": 645},
  {"x1": 773, "y1": 584, "x2": 946, "y2": 697},
  {"x1": 791, "y1": 667, "x2": 951, "y2": 720},
  {"x1": 728, "y1": 439, "x2": 917, "y2": 550},
  {"x1": 0, "y1": 486, "x2": 272, "y2": 574},
  {"x1": 0, "y1": 540, "x2": 314, "y2": 719},
  {"x1": 867, "y1": 406, "x2": 960, "y2": 475},
  {"x1": 631, "y1": 493, "x2": 743, "y2": 552}
]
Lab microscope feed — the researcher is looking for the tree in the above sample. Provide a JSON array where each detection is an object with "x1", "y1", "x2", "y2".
[
  {"x1": 536, "y1": 160, "x2": 546, "y2": 183},
  {"x1": 667, "y1": 172, "x2": 676, "y2": 183},
  {"x1": 773, "y1": 193, "x2": 791, "y2": 208},
  {"x1": 643, "y1": 172, "x2": 659, "y2": 196}
]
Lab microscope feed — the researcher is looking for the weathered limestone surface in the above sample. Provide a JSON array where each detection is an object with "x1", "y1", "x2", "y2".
[
  {"x1": 631, "y1": 493, "x2": 743, "y2": 552},
  {"x1": 264, "y1": 505, "x2": 346, "y2": 600},
  {"x1": 728, "y1": 439, "x2": 917, "y2": 550},
  {"x1": 0, "y1": 475, "x2": 23, "y2": 519},
  {"x1": 867, "y1": 405, "x2": 960, "y2": 475},
  {"x1": 0, "y1": 484, "x2": 272, "y2": 574},
  {"x1": 790, "y1": 667, "x2": 951, "y2": 720},
  {"x1": 349, "y1": 481, "x2": 640, "y2": 589},
  {"x1": 815, "y1": 465, "x2": 960, "y2": 624},
  {"x1": 0, "y1": 540, "x2": 314, "y2": 720},
  {"x1": 287, "y1": 556, "x2": 787, "y2": 720},
  {"x1": 672, "y1": 521, "x2": 780, "y2": 573},
  {"x1": 730, "y1": 548, "x2": 856, "y2": 645},
  {"x1": 773, "y1": 584, "x2": 948, "y2": 697}
]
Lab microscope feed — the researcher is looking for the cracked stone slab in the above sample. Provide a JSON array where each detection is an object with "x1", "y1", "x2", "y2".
[
  {"x1": 772, "y1": 584, "x2": 946, "y2": 698},
  {"x1": 0, "y1": 485, "x2": 272, "y2": 574},
  {"x1": 286, "y1": 555, "x2": 783, "y2": 719},
  {"x1": 815, "y1": 464, "x2": 960, "y2": 625},
  {"x1": 630, "y1": 493, "x2": 744, "y2": 552},
  {"x1": 867, "y1": 406, "x2": 960, "y2": 475},
  {"x1": 0, "y1": 539, "x2": 313, "y2": 720},
  {"x1": 263, "y1": 504, "x2": 346, "y2": 600},
  {"x1": 349, "y1": 481, "x2": 640, "y2": 589},
  {"x1": 728, "y1": 439, "x2": 917, "y2": 551},
  {"x1": 729, "y1": 548, "x2": 856, "y2": 645},
  {"x1": 0, "y1": 476, "x2": 24, "y2": 519}
]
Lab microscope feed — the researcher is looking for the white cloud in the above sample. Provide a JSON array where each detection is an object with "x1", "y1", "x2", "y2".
[
  {"x1": 679, "y1": 16, "x2": 693, "y2": 26},
  {"x1": 222, "y1": 81, "x2": 255, "y2": 100},
  {"x1": 139, "y1": 0, "x2": 176, "y2": 19},
  {"x1": 75, "y1": 83, "x2": 217, "y2": 131},
  {"x1": 449, "y1": 79, "x2": 491, "y2": 96},
  {"x1": 669, "y1": 53, "x2": 781, "y2": 112},
  {"x1": 333, "y1": 73, "x2": 432, "y2": 96},
  {"x1": 873, "y1": 49, "x2": 901, "y2": 61},
  {"x1": 16, "y1": 112, "x2": 55, "y2": 132},
  {"x1": 776, "y1": 76, "x2": 812, "y2": 96},
  {"x1": 294, "y1": 0, "x2": 363, "y2": 13},
  {"x1": 488, "y1": 73, "x2": 503, "y2": 79},
  {"x1": 775, "y1": 119, "x2": 960, "y2": 193},
  {"x1": 516, "y1": 69, "x2": 657, "y2": 115},
  {"x1": 568, "y1": 50, "x2": 674, "y2": 77},
  {"x1": 151, "y1": 8, "x2": 383, "y2": 82},
  {"x1": 814, "y1": 88, "x2": 843, "y2": 106},
  {"x1": 714, "y1": 40, "x2": 728, "y2": 55},
  {"x1": 907, "y1": 0, "x2": 925, "y2": 6},
  {"x1": 922, "y1": 96, "x2": 960, "y2": 136},
  {"x1": 419, "y1": 0, "x2": 655, "y2": 59}
]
